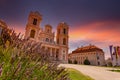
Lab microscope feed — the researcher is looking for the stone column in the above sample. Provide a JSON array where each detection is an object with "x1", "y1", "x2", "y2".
[
  {"x1": 54, "y1": 49, "x2": 56, "y2": 60},
  {"x1": 59, "y1": 48, "x2": 62, "y2": 61},
  {"x1": 56, "y1": 49, "x2": 59, "y2": 61},
  {"x1": 50, "y1": 48, "x2": 52, "y2": 57},
  {"x1": 52, "y1": 48, "x2": 55, "y2": 60}
]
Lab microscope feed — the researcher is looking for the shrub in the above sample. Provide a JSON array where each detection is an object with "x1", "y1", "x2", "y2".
[
  {"x1": 107, "y1": 62, "x2": 113, "y2": 67},
  {"x1": 73, "y1": 60, "x2": 77, "y2": 64},
  {"x1": 68, "y1": 59, "x2": 72, "y2": 64},
  {"x1": 0, "y1": 28, "x2": 70, "y2": 80},
  {"x1": 84, "y1": 59, "x2": 90, "y2": 65}
]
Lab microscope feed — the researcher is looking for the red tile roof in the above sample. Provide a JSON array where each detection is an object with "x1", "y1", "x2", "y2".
[{"x1": 72, "y1": 45, "x2": 104, "y2": 53}]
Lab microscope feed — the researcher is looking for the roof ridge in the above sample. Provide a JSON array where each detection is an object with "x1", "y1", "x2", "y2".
[{"x1": 72, "y1": 45, "x2": 103, "y2": 53}]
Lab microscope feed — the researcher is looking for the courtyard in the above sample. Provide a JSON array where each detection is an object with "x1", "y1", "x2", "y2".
[{"x1": 60, "y1": 64, "x2": 120, "y2": 80}]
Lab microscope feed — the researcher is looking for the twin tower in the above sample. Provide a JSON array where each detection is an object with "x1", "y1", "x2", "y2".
[{"x1": 25, "y1": 11, "x2": 69, "y2": 63}]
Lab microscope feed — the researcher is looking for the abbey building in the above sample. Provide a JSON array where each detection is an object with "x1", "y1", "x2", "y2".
[
  {"x1": 68, "y1": 45, "x2": 105, "y2": 66},
  {"x1": 24, "y1": 11, "x2": 69, "y2": 63}
]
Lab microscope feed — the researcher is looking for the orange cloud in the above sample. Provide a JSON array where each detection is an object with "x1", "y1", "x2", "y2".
[
  {"x1": 69, "y1": 21, "x2": 120, "y2": 59},
  {"x1": 8, "y1": 23, "x2": 25, "y2": 34},
  {"x1": 70, "y1": 21, "x2": 120, "y2": 42},
  {"x1": 15, "y1": 27, "x2": 25, "y2": 34}
]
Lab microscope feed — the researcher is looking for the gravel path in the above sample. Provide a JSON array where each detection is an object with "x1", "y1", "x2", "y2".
[{"x1": 60, "y1": 64, "x2": 120, "y2": 80}]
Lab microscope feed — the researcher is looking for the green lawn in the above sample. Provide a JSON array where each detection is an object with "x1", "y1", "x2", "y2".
[
  {"x1": 68, "y1": 68, "x2": 94, "y2": 80},
  {"x1": 110, "y1": 69, "x2": 120, "y2": 72}
]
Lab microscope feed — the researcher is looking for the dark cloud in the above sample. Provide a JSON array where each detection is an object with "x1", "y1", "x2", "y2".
[
  {"x1": 0, "y1": 0, "x2": 120, "y2": 28},
  {"x1": 0, "y1": 0, "x2": 120, "y2": 59}
]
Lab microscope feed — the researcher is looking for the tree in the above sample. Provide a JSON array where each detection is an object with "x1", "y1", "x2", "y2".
[
  {"x1": 68, "y1": 59, "x2": 72, "y2": 64},
  {"x1": 84, "y1": 59, "x2": 90, "y2": 65},
  {"x1": 0, "y1": 28, "x2": 70, "y2": 80},
  {"x1": 107, "y1": 62, "x2": 113, "y2": 67},
  {"x1": 74, "y1": 60, "x2": 77, "y2": 64}
]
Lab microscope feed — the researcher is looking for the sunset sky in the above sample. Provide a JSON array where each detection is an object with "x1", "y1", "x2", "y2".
[{"x1": 0, "y1": 0, "x2": 120, "y2": 59}]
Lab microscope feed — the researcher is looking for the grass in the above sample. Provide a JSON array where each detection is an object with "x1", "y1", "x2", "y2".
[
  {"x1": 68, "y1": 68, "x2": 94, "y2": 80},
  {"x1": 109, "y1": 69, "x2": 120, "y2": 72}
]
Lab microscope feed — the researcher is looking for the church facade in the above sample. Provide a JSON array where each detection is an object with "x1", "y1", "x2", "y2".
[{"x1": 24, "y1": 11, "x2": 69, "y2": 63}]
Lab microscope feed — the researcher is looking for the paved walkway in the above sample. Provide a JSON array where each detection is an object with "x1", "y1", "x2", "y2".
[{"x1": 60, "y1": 64, "x2": 120, "y2": 80}]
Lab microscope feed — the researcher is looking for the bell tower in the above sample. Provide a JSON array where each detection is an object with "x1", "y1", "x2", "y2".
[
  {"x1": 56, "y1": 22, "x2": 69, "y2": 63},
  {"x1": 25, "y1": 11, "x2": 42, "y2": 41}
]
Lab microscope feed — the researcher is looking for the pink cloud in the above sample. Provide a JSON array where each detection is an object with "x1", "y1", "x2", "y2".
[
  {"x1": 69, "y1": 20, "x2": 120, "y2": 59},
  {"x1": 70, "y1": 20, "x2": 120, "y2": 41}
]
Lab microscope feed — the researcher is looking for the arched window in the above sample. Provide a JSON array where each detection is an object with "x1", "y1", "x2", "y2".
[
  {"x1": 58, "y1": 29, "x2": 60, "y2": 34},
  {"x1": 30, "y1": 30, "x2": 35, "y2": 38},
  {"x1": 47, "y1": 29, "x2": 50, "y2": 33},
  {"x1": 33, "y1": 18, "x2": 37, "y2": 25},
  {"x1": 56, "y1": 49, "x2": 59, "y2": 60},
  {"x1": 57, "y1": 38, "x2": 59, "y2": 44},
  {"x1": 46, "y1": 38, "x2": 49, "y2": 42},
  {"x1": 63, "y1": 28, "x2": 66, "y2": 34},
  {"x1": 97, "y1": 56, "x2": 99, "y2": 60},
  {"x1": 98, "y1": 62, "x2": 100, "y2": 65},
  {"x1": 63, "y1": 38, "x2": 66, "y2": 45}
]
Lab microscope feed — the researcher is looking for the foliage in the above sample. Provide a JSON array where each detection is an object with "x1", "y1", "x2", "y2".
[
  {"x1": 84, "y1": 59, "x2": 90, "y2": 65},
  {"x1": 0, "y1": 28, "x2": 70, "y2": 80},
  {"x1": 68, "y1": 68, "x2": 94, "y2": 80},
  {"x1": 73, "y1": 60, "x2": 77, "y2": 64},
  {"x1": 68, "y1": 59, "x2": 72, "y2": 64},
  {"x1": 107, "y1": 62, "x2": 113, "y2": 67},
  {"x1": 109, "y1": 69, "x2": 120, "y2": 72}
]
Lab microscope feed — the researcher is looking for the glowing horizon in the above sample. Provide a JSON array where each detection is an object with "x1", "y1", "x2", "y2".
[
  {"x1": 11, "y1": 20, "x2": 120, "y2": 59},
  {"x1": 1, "y1": 0, "x2": 120, "y2": 59}
]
